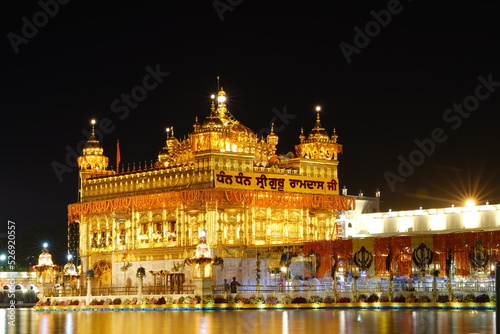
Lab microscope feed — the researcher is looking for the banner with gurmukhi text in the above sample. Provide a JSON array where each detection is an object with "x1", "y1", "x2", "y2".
[{"x1": 214, "y1": 170, "x2": 339, "y2": 195}]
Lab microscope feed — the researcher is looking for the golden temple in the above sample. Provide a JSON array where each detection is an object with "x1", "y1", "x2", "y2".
[{"x1": 68, "y1": 87, "x2": 355, "y2": 288}]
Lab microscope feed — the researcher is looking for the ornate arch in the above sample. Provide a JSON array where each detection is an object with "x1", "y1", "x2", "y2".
[{"x1": 92, "y1": 260, "x2": 112, "y2": 287}]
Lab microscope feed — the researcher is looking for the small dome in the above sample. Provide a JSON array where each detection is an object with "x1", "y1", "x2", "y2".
[
  {"x1": 231, "y1": 123, "x2": 254, "y2": 136},
  {"x1": 202, "y1": 115, "x2": 224, "y2": 129},
  {"x1": 64, "y1": 262, "x2": 77, "y2": 275},
  {"x1": 83, "y1": 136, "x2": 101, "y2": 148},
  {"x1": 308, "y1": 127, "x2": 330, "y2": 140},
  {"x1": 82, "y1": 120, "x2": 104, "y2": 155},
  {"x1": 37, "y1": 249, "x2": 54, "y2": 266}
]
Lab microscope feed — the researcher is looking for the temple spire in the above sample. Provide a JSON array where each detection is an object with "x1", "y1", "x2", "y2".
[
  {"x1": 216, "y1": 87, "x2": 227, "y2": 118},
  {"x1": 294, "y1": 106, "x2": 343, "y2": 160},
  {"x1": 76, "y1": 119, "x2": 111, "y2": 201},
  {"x1": 315, "y1": 106, "x2": 322, "y2": 128},
  {"x1": 90, "y1": 119, "x2": 96, "y2": 136}
]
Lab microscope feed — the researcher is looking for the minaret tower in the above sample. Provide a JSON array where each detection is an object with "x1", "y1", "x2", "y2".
[
  {"x1": 77, "y1": 119, "x2": 111, "y2": 201},
  {"x1": 266, "y1": 123, "x2": 279, "y2": 150}
]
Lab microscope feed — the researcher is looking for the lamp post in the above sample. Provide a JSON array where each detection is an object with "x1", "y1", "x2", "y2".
[
  {"x1": 0, "y1": 254, "x2": 6, "y2": 271},
  {"x1": 85, "y1": 270, "x2": 94, "y2": 304},
  {"x1": 137, "y1": 267, "x2": 145, "y2": 302},
  {"x1": 496, "y1": 262, "x2": 500, "y2": 334},
  {"x1": 352, "y1": 267, "x2": 360, "y2": 302},
  {"x1": 256, "y1": 250, "x2": 261, "y2": 296}
]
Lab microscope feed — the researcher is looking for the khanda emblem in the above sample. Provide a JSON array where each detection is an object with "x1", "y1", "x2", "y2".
[
  {"x1": 412, "y1": 243, "x2": 433, "y2": 275},
  {"x1": 469, "y1": 240, "x2": 489, "y2": 271},
  {"x1": 353, "y1": 246, "x2": 373, "y2": 271}
]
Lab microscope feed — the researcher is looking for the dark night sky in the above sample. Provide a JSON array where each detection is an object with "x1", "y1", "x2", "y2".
[{"x1": 1, "y1": 1, "x2": 500, "y2": 239}]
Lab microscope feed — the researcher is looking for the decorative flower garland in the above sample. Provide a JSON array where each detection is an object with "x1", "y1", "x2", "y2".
[
  {"x1": 68, "y1": 189, "x2": 355, "y2": 222},
  {"x1": 256, "y1": 252, "x2": 261, "y2": 284},
  {"x1": 184, "y1": 256, "x2": 224, "y2": 268},
  {"x1": 149, "y1": 270, "x2": 167, "y2": 277},
  {"x1": 34, "y1": 265, "x2": 60, "y2": 272}
]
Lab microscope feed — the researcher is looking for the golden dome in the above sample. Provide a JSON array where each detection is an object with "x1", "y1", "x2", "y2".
[
  {"x1": 37, "y1": 249, "x2": 54, "y2": 266},
  {"x1": 64, "y1": 262, "x2": 78, "y2": 275},
  {"x1": 155, "y1": 82, "x2": 276, "y2": 165},
  {"x1": 202, "y1": 115, "x2": 225, "y2": 129},
  {"x1": 307, "y1": 106, "x2": 329, "y2": 140},
  {"x1": 294, "y1": 106, "x2": 342, "y2": 160},
  {"x1": 197, "y1": 88, "x2": 255, "y2": 137},
  {"x1": 308, "y1": 127, "x2": 330, "y2": 140},
  {"x1": 82, "y1": 119, "x2": 104, "y2": 155},
  {"x1": 231, "y1": 123, "x2": 254, "y2": 136}
]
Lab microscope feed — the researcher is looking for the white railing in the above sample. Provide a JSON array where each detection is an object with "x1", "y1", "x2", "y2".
[{"x1": 41, "y1": 280, "x2": 496, "y2": 303}]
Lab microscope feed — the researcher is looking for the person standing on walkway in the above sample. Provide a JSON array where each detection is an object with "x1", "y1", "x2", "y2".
[{"x1": 230, "y1": 277, "x2": 240, "y2": 293}]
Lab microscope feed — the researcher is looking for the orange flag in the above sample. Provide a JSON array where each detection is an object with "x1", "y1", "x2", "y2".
[{"x1": 116, "y1": 139, "x2": 121, "y2": 172}]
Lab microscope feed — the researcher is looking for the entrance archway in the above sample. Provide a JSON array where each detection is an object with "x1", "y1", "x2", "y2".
[{"x1": 92, "y1": 260, "x2": 112, "y2": 287}]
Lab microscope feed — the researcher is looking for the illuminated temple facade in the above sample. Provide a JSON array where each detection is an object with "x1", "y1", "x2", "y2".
[{"x1": 68, "y1": 88, "x2": 355, "y2": 287}]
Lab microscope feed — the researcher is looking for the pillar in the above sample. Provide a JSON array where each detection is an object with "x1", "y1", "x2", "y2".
[
  {"x1": 138, "y1": 277, "x2": 143, "y2": 301},
  {"x1": 86, "y1": 278, "x2": 92, "y2": 304}
]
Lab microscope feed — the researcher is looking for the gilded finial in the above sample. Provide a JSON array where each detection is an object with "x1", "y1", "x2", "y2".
[
  {"x1": 299, "y1": 127, "x2": 305, "y2": 143},
  {"x1": 165, "y1": 126, "x2": 175, "y2": 138},
  {"x1": 90, "y1": 119, "x2": 96, "y2": 136},
  {"x1": 315, "y1": 106, "x2": 321, "y2": 127},
  {"x1": 210, "y1": 94, "x2": 215, "y2": 112}
]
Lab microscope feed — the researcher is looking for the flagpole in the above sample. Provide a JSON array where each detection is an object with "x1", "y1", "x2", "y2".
[{"x1": 116, "y1": 139, "x2": 121, "y2": 173}]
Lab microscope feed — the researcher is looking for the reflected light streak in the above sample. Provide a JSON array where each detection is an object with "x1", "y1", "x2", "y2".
[
  {"x1": 199, "y1": 314, "x2": 208, "y2": 334},
  {"x1": 338, "y1": 310, "x2": 346, "y2": 332},
  {"x1": 282, "y1": 311, "x2": 288, "y2": 334},
  {"x1": 39, "y1": 313, "x2": 51, "y2": 334},
  {"x1": 65, "y1": 312, "x2": 74, "y2": 334}
]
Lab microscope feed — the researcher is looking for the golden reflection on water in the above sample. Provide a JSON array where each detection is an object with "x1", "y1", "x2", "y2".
[{"x1": 2, "y1": 308, "x2": 495, "y2": 334}]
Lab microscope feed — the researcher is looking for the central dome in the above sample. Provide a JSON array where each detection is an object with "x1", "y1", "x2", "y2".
[{"x1": 230, "y1": 122, "x2": 254, "y2": 136}]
